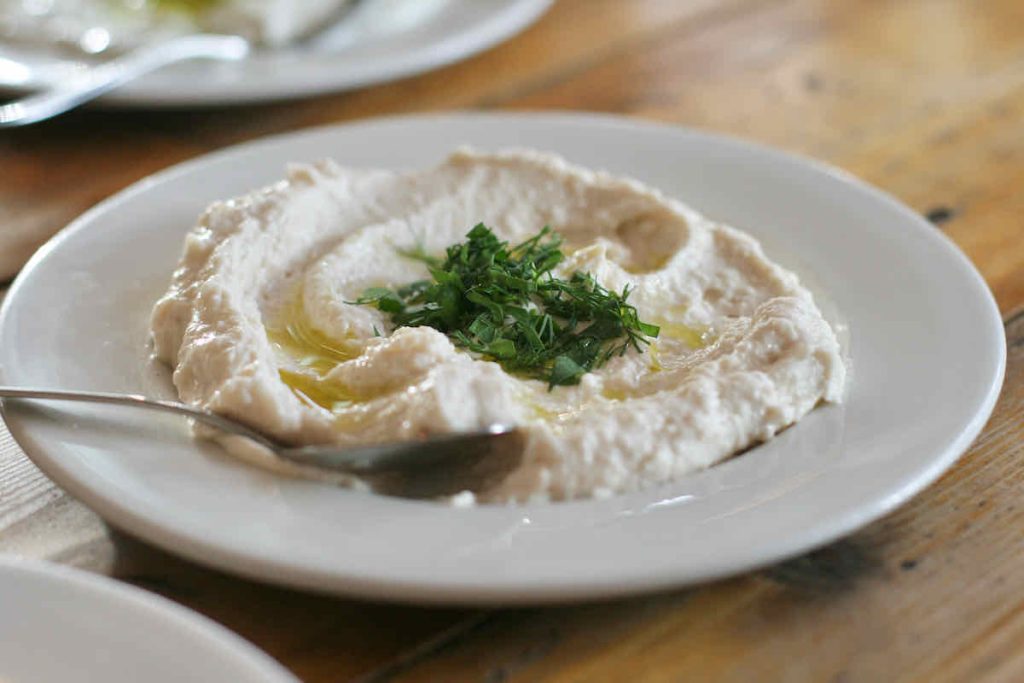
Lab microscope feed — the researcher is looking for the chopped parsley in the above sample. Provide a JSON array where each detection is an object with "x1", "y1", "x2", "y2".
[{"x1": 353, "y1": 224, "x2": 659, "y2": 387}]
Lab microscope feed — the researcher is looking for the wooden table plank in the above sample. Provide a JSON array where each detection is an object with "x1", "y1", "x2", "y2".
[
  {"x1": 1, "y1": 0, "x2": 1022, "y2": 680},
  {"x1": 499, "y1": 0, "x2": 1024, "y2": 312},
  {"x1": 351, "y1": 311, "x2": 1024, "y2": 682}
]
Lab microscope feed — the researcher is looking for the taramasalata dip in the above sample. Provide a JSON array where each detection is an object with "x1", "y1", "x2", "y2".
[{"x1": 150, "y1": 149, "x2": 846, "y2": 504}]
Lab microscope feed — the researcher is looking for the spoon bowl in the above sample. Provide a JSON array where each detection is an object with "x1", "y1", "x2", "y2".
[{"x1": 0, "y1": 386, "x2": 524, "y2": 498}]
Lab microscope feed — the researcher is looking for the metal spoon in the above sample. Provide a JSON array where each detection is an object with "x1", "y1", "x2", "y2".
[
  {"x1": 0, "y1": 34, "x2": 249, "y2": 127},
  {"x1": 0, "y1": 386, "x2": 524, "y2": 498},
  {"x1": 0, "y1": 0, "x2": 364, "y2": 127}
]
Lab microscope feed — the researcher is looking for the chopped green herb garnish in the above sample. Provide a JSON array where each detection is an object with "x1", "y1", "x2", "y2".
[{"x1": 353, "y1": 223, "x2": 659, "y2": 387}]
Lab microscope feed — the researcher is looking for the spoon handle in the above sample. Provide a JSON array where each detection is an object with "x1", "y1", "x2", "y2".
[
  {"x1": 0, "y1": 34, "x2": 249, "y2": 128},
  {"x1": 0, "y1": 386, "x2": 274, "y2": 448},
  {"x1": 0, "y1": 386, "x2": 522, "y2": 488}
]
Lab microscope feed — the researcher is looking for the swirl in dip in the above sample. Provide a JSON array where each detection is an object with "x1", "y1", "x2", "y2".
[{"x1": 150, "y1": 149, "x2": 846, "y2": 504}]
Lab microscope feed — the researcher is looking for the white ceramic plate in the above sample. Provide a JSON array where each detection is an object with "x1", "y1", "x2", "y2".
[
  {"x1": 0, "y1": 557, "x2": 297, "y2": 683},
  {"x1": 0, "y1": 0, "x2": 552, "y2": 105},
  {"x1": 0, "y1": 113, "x2": 1005, "y2": 605}
]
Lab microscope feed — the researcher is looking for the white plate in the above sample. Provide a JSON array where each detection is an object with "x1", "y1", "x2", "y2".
[
  {"x1": 0, "y1": 0, "x2": 553, "y2": 105},
  {"x1": 0, "y1": 557, "x2": 297, "y2": 683},
  {"x1": 0, "y1": 113, "x2": 1005, "y2": 605}
]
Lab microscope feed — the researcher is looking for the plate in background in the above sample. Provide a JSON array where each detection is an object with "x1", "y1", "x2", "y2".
[
  {"x1": 0, "y1": 113, "x2": 1005, "y2": 604},
  {"x1": 0, "y1": 0, "x2": 553, "y2": 105},
  {"x1": 0, "y1": 557, "x2": 297, "y2": 683}
]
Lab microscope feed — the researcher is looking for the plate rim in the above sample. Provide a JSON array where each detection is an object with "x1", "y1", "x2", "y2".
[
  {"x1": 7, "y1": 0, "x2": 555, "y2": 106},
  {"x1": 0, "y1": 557, "x2": 298, "y2": 682},
  {"x1": 0, "y1": 112, "x2": 1007, "y2": 605}
]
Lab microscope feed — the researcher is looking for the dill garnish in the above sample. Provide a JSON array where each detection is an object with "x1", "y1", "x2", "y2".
[{"x1": 353, "y1": 224, "x2": 660, "y2": 387}]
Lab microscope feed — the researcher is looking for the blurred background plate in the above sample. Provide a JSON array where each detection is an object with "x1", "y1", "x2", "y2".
[
  {"x1": 0, "y1": 557, "x2": 297, "y2": 683},
  {"x1": 0, "y1": 0, "x2": 553, "y2": 105}
]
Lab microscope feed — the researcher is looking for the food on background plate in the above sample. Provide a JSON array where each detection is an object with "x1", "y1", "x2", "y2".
[
  {"x1": 0, "y1": 0, "x2": 354, "y2": 48},
  {"x1": 150, "y1": 149, "x2": 846, "y2": 504},
  {"x1": 191, "y1": 0, "x2": 354, "y2": 46}
]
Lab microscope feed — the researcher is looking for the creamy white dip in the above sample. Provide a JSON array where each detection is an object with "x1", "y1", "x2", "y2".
[{"x1": 151, "y1": 149, "x2": 846, "y2": 503}]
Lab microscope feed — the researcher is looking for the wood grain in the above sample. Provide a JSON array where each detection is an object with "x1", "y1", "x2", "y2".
[
  {"x1": 373, "y1": 311, "x2": 1024, "y2": 682},
  {"x1": 1, "y1": 0, "x2": 1023, "y2": 680}
]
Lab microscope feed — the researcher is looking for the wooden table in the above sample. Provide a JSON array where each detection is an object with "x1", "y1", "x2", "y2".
[{"x1": 2, "y1": 1, "x2": 1023, "y2": 680}]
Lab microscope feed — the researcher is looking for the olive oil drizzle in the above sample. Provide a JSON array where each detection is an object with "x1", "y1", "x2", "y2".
[
  {"x1": 264, "y1": 290, "x2": 361, "y2": 411},
  {"x1": 655, "y1": 321, "x2": 708, "y2": 349}
]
